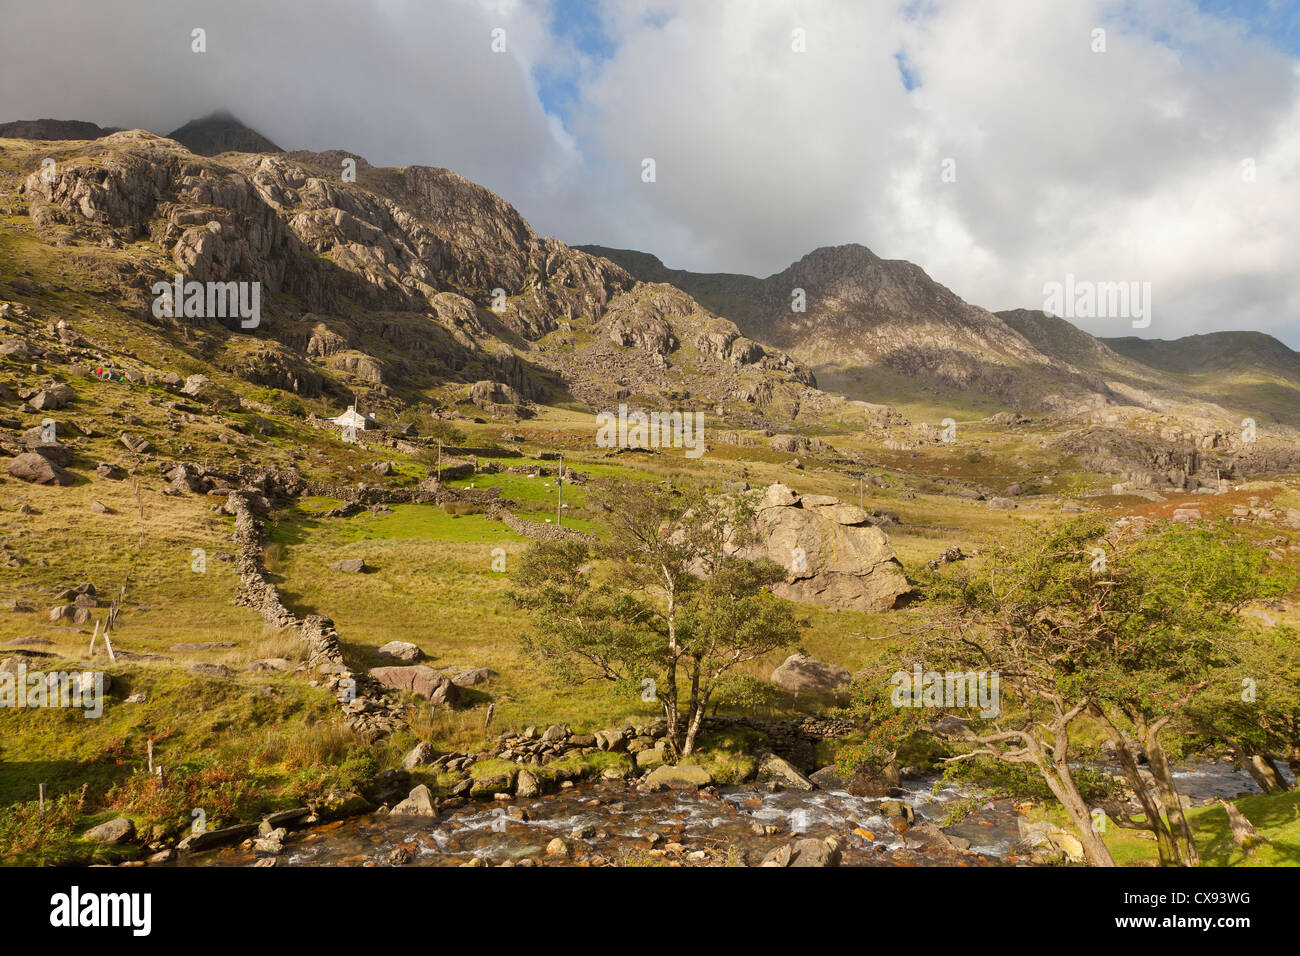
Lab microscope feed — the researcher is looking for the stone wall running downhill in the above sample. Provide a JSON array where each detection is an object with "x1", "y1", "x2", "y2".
[
  {"x1": 224, "y1": 475, "x2": 591, "y2": 745},
  {"x1": 227, "y1": 491, "x2": 405, "y2": 741}
]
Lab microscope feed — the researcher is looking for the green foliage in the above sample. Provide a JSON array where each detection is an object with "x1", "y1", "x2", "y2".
[
  {"x1": 907, "y1": 515, "x2": 1298, "y2": 865},
  {"x1": 711, "y1": 672, "x2": 782, "y2": 716},
  {"x1": 510, "y1": 479, "x2": 805, "y2": 755},
  {"x1": 248, "y1": 387, "x2": 307, "y2": 417},
  {"x1": 1185, "y1": 624, "x2": 1300, "y2": 771},
  {"x1": 938, "y1": 754, "x2": 1119, "y2": 805},
  {"x1": 836, "y1": 656, "x2": 936, "y2": 778},
  {"x1": 0, "y1": 787, "x2": 88, "y2": 865},
  {"x1": 335, "y1": 744, "x2": 381, "y2": 791},
  {"x1": 923, "y1": 516, "x2": 1294, "y2": 720},
  {"x1": 422, "y1": 420, "x2": 468, "y2": 447},
  {"x1": 509, "y1": 539, "x2": 663, "y2": 688}
]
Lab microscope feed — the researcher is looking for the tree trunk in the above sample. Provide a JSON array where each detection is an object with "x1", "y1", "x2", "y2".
[
  {"x1": 1046, "y1": 754, "x2": 1115, "y2": 866},
  {"x1": 1229, "y1": 740, "x2": 1278, "y2": 793},
  {"x1": 1092, "y1": 709, "x2": 1179, "y2": 865},
  {"x1": 1219, "y1": 799, "x2": 1262, "y2": 849},
  {"x1": 1143, "y1": 728, "x2": 1199, "y2": 867},
  {"x1": 1256, "y1": 754, "x2": 1292, "y2": 793},
  {"x1": 680, "y1": 662, "x2": 707, "y2": 757},
  {"x1": 663, "y1": 583, "x2": 681, "y2": 756},
  {"x1": 1031, "y1": 755, "x2": 1112, "y2": 865}
]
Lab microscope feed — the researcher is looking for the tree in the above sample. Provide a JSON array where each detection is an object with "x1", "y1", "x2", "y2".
[
  {"x1": 1185, "y1": 624, "x2": 1300, "y2": 793},
  {"x1": 887, "y1": 516, "x2": 1289, "y2": 866},
  {"x1": 509, "y1": 479, "x2": 804, "y2": 757},
  {"x1": 836, "y1": 656, "x2": 936, "y2": 784}
]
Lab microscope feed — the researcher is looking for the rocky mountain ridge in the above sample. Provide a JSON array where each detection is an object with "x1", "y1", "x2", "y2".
[
  {"x1": 4, "y1": 112, "x2": 1298, "y2": 444},
  {"x1": 582, "y1": 245, "x2": 1300, "y2": 429},
  {"x1": 1, "y1": 121, "x2": 816, "y2": 427}
]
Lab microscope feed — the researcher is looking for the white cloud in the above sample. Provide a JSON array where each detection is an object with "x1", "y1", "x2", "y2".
[{"x1": 560, "y1": 0, "x2": 1300, "y2": 344}]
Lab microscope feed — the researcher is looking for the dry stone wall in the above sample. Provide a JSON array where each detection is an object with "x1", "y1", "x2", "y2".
[{"x1": 227, "y1": 491, "x2": 404, "y2": 741}]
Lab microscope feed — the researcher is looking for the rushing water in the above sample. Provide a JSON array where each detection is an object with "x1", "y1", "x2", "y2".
[{"x1": 175, "y1": 759, "x2": 1272, "y2": 867}]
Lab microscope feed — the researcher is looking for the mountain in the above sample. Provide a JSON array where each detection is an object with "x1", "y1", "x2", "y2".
[
  {"x1": 0, "y1": 123, "x2": 816, "y2": 428},
  {"x1": 5, "y1": 114, "x2": 1298, "y2": 440},
  {"x1": 582, "y1": 245, "x2": 1300, "y2": 428},
  {"x1": 1103, "y1": 331, "x2": 1300, "y2": 379},
  {"x1": 580, "y1": 244, "x2": 1122, "y2": 416},
  {"x1": 0, "y1": 111, "x2": 274, "y2": 155},
  {"x1": 994, "y1": 308, "x2": 1183, "y2": 411},
  {"x1": 1000, "y1": 312, "x2": 1300, "y2": 427},
  {"x1": 0, "y1": 119, "x2": 113, "y2": 140},
  {"x1": 165, "y1": 111, "x2": 283, "y2": 156}
]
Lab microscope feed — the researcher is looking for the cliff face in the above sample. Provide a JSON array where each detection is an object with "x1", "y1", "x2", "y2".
[
  {"x1": 584, "y1": 244, "x2": 1300, "y2": 428},
  {"x1": 581, "y1": 243, "x2": 1122, "y2": 414},
  {"x1": 3, "y1": 124, "x2": 814, "y2": 423}
]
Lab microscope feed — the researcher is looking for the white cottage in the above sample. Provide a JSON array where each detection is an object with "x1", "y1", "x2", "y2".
[{"x1": 330, "y1": 405, "x2": 374, "y2": 431}]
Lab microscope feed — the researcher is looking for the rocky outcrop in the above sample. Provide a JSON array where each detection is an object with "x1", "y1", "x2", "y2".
[
  {"x1": 730, "y1": 483, "x2": 911, "y2": 612},
  {"x1": 583, "y1": 243, "x2": 1118, "y2": 414},
  {"x1": 12, "y1": 124, "x2": 821, "y2": 424},
  {"x1": 605, "y1": 286, "x2": 684, "y2": 355},
  {"x1": 468, "y1": 380, "x2": 525, "y2": 414}
]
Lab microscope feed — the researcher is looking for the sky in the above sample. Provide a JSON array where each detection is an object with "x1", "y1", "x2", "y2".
[{"x1": 1, "y1": 0, "x2": 1297, "y2": 346}]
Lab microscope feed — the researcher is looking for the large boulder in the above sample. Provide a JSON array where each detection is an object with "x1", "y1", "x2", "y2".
[
  {"x1": 119, "y1": 432, "x2": 152, "y2": 454},
  {"x1": 401, "y1": 741, "x2": 438, "y2": 770},
  {"x1": 808, "y1": 763, "x2": 900, "y2": 796},
  {"x1": 180, "y1": 374, "x2": 240, "y2": 411},
  {"x1": 452, "y1": 667, "x2": 497, "y2": 687},
  {"x1": 1013, "y1": 818, "x2": 1086, "y2": 863},
  {"x1": 769, "y1": 653, "x2": 851, "y2": 695},
  {"x1": 470, "y1": 771, "x2": 516, "y2": 798},
  {"x1": 369, "y1": 665, "x2": 459, "y2": 705},
  {"x1": 8, "y1": 452, "x2": 73, "y2": 485},
  {"x1": 644, "y1": 764, "x2": 712, "y2": 791},
  {"x1": 391, "y1": 784, "x2": 437, "y2": 816},
  {"x1": 731, "y1": 483, "x2": 911, "y2": 612},
  {"x1": 49, "y1": 605, "x2": 91, "y2": 624},
  {"x1": 760, "y1": 836, "x2": 842, "y2": 867},
  {"x1": 29, "y1": 383, "x2": 74, "y2": 410},
  {"x1": 83, "y1": 816, "x2": 135, "y2": 845},
  {"x1": 307, "y1": 788, "x2": 374, "y2": 821},
  {"x1": 755, "y1": 752, "x2": 815, "y2": 791},
  {"x1": 375, "y1": 640, "x2": 423, "y2": 662},
  {"x1": 515, "y1": 769, "x2": 541, "y2": 798}
]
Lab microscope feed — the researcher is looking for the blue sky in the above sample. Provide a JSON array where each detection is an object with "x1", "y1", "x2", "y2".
[
  {"x1": 1196, "y1": 0, "x2": 1300, "y2": 55},
  {"x1": 536, "y1": 0, "x2": 618, "y2": 120},
  {"x1": 535, "y1": 1, "x2": 1300, "y2": 112}
]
